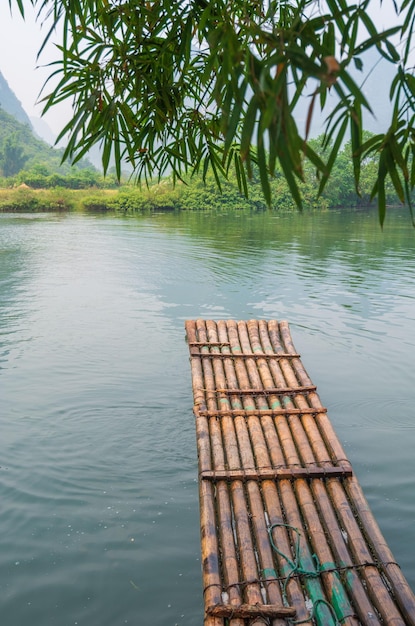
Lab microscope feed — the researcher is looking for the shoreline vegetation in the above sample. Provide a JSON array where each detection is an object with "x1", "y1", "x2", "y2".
[
  {"x1": 0, "y1": 134, "x2": 402, "y2": 213},
  {"x1": 0, "y1": 175, "x2": 401, "y2": 214}
]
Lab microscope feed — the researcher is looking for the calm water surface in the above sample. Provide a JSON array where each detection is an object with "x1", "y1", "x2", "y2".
[{"x1": 0, "y1": 208, "x2": 414, "y2": 625}]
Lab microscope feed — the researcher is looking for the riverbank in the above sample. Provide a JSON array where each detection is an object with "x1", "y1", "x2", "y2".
[
  {"x1": 0, "y1": 176, "x2": 391, "y2": 213},
  {"x1": 0, "y1": 181, "x2": 269, "y2": 213},
  {"x1": 0, "y1": 187, "x2": 120, "y2": 213}
]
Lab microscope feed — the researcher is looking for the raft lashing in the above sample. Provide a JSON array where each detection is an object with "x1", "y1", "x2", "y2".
[{"x1": 185, "y1": 320, "x2": 415, "y2": 626}]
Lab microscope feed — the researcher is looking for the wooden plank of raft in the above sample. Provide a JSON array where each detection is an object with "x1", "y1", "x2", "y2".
[
  {"x1": 201, "y1": 466, "x2": 353, "y2": 481},
  {"x1": 206, "y1": 603, "x2": 296, "y2": 618}
]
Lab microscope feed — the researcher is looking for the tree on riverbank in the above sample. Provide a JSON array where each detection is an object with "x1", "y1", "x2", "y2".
[
  {"x1": 0, "y1": 135, "x2": 28, "y2": 177},
  {"x1": 10, "y1": 1, "x2": 415, "y2": 222}
]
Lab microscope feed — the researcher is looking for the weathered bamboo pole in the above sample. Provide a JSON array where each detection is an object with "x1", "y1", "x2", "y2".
[
  {"x1": 201, "y1": 467, "x2": 352, "y2": 480},
  {"x1": 277, "y1": 320, "x2": 415, "y2": 625},
  {"x1": 185, "y1": 320, "x2": 222, "y2": 626},
  {"x1": 197, "y1": 407, "x2": 328, "y2": 417},
  {"x1": 206, "y1": 604, "x2": 296, "y2": 618},
  {"x1": 195, "y1": 320, "x2": 246, "y2": 626}
]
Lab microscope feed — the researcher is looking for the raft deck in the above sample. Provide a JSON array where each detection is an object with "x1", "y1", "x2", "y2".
[{"x1": 185, "y1": 319, "x2": 415, "y2": 625}]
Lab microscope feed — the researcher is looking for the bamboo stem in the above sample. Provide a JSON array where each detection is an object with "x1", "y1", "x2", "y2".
[{"x1": 185, "y1": 320, "x2": 222, "y2": 626}]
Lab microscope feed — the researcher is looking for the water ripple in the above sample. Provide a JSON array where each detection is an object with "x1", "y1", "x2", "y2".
[{"x1": 0, "y1": 210, "x2": 414, "y2": 624}]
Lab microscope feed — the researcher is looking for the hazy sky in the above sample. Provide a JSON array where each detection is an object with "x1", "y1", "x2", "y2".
[
  {"x1": 0, "y1": 1, "x2": 403, "y2": 137},
  {"x1": 0, "y1": 4, "x2": 63, "y2": 130}
]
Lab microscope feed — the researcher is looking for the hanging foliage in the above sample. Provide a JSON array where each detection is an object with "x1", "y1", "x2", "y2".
[{"x1": 9, "y1": 0, "x2": 415, "y2": 222}]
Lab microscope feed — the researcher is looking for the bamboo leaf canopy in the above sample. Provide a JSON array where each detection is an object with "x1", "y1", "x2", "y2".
[{"x1": 9, "y1": 0, "x2": 415, "y2": 222}]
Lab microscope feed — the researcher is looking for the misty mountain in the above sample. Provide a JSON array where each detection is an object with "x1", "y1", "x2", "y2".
[
  {"x1": 0, "y1": 106, "x2": 97, "y2": 174},
  {"x1": 0, "y1": 68, "x2": 96, "y2": 176},
  {"x1": 0, "y1": 73, "x2": 93, "y2": 176},
  {"x1": 0, "y1": 71, "x2": 33, "y2": 128},
  {"x1": 30, "y1": 116, "x2": 56, "y2": 145}
]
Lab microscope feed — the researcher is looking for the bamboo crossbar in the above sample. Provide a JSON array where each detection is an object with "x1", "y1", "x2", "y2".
[
  {"x1": 208, "y1": 385, "x2": 317, "y2": 395},
  {"x1": 188, "y1": 341, "x2": 231, "y2": 346},
  {"x1": 191, "y1": 352, "x2": 301, "y2": 359},
  {"x1": 204, "y1": 558, "x2": 403, "y2": 588},
  {"x1": 185, "y1": 319, "x2": 415, "y2": 626},
  {"x1": 200, "y1": 466, "x2": 353, "y2": 481},
  {"x1": 194, "y1": 407, "x2": 328, "y2": 417},
  {"x1": 206, "y1": 603, "x2": 296, "y2": 618}
]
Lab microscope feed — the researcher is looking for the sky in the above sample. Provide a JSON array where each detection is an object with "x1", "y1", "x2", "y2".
[
  {"x1": 0, "y1": 1, "x2": 404, "y2": 138},
  {"x1": 0, "y1": 3, "x2": 66, "y2": 134}
]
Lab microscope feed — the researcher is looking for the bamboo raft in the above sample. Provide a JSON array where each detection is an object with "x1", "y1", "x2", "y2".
[{"x1": 185, "y1": 319, "x2": 415, "y2": 626}]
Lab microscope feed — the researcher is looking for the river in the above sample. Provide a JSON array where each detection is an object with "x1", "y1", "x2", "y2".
[{"x1": 0, "y1": 207, "x2": 414, "y2": 625}]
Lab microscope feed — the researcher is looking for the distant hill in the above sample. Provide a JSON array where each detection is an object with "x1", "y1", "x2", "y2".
[
  {"x1": 30, "y1": 115, "x2": 56, "y2": 145},
  {"x1": 0, "y1": 106, "x2": 96, "y2": 177},
  {"x1": 0, "y1": 71, "x2": 33, "y2": 128},
  {"x1": 0, "y1": 69, "x2": 96, "y2": 178},
  {"x1": 0, "y1": 107, "x2": 61, "y2": 169}
]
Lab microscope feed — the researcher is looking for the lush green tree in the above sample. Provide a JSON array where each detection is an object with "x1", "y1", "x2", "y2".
[
  {"x1": 0, "y1": 134, "x2": 28, "y2": 176},
  {"x1": 9, "y1": 0, "x2": 415, "y2": 222}
]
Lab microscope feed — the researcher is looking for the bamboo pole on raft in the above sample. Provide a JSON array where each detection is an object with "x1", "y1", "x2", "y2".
[{"x1": 185, "y1": 320, "x2": 222, "y2": 626}]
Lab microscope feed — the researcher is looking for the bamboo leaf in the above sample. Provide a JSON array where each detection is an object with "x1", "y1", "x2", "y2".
[
  {"x1": 319, "y1": 116, "x2": 348, "y2": 196},
  {"x1": 240, "y1": 97, "x2": 258, "y2": 161},
  {"x1": 384, "y1": 148, "x2": 405, "y2": 203},
  {"x1": 257, "y1": 138, "x2": 271, "y2": 207},
  {"x1": 353, "y1": 57, "x2": 363, "y2": 71},
  {"x1": 279, "y1": 148, "x2": 303, "y2": 210},
  {"x1": 350, "y1": 100, "x2": 362, "y2": 193},
  {"x1": 224, "y1": 84, "x2": 246, "y2": 152},
  {"x1": 234, "y1": 152, "x2": 248, "y2": 198},
  {"x1": 340, "y1": 71, "x2": 372, "y2": 113},
  {"x1": 377, "y1": 151, "x2": 388, "y2": 227}
]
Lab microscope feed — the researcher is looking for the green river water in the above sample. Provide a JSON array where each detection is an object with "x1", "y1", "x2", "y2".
[{"x1": 0, "y1": 207, "x2": 414, "y2": 625}]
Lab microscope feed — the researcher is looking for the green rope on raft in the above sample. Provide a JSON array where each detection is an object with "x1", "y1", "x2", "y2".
[{"x1": 267, "y1": 523, "x2": 345, "y2": 625}]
